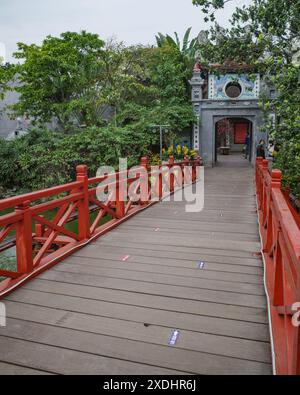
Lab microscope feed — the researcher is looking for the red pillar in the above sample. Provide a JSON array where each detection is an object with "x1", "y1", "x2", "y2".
[
  {"x1": 183, "y1": 156, "x2": 189, "y2": 185},
  {"x1": 15, "y1": 201, "x2": 33, "y2": 274},
  {"x1": 169, "y1": 156, "x2": 175, "y2": 193},
  {"x1": 115, "y1": 171, "x2": 126, "y2": 219},
  {"x1": 76, "y1": 165, "x2": 90, "y2": 240},
  {"x1": 140, "y1": 157, "x2": 149, "y2": 204}
]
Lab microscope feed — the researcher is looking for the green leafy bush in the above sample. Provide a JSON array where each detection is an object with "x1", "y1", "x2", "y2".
[{"x1": 0, "y1": 126, "x2": 152, "y2": 195}]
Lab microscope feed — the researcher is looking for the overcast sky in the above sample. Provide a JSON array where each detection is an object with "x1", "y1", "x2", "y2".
[{"x1": 0, "y1": 0, "x2": 252, "y2": 63}]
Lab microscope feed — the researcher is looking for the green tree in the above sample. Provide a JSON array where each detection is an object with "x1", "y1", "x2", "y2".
[
  {"x1": 116, "y1": 44, "x2": 195, "y2": 135},
  {"x1": 0, "y1": 33, "x2": 195, "y2": 196},
  {"x1": 0, "y1": 126, "x2": 153, "y2": 194},
  {"x1": 155, "y1": 28, "x2": 199, "y2": 60},
  {"x1": 12, "y1": 31, "x2": 106, "y2": 129},
  {"x1": 0, "y1": 63, "x2": 15, "y2": 101}
]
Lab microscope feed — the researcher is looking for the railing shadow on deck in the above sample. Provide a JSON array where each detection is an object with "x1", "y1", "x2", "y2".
[
  {"x1": 0, "y1": 156, "x2": 201, "y2": 298},
  {"x1": 256, "y1": 157, "x2": 300, "y2": 375}
]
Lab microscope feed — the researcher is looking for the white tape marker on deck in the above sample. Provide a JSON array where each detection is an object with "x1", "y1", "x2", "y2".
[
  {"x1": 168, "y1": 329, "x2": 180, "y2": 346},
  {"x1": 154, "y1": 228, "x2": 160, "y2": 232}
]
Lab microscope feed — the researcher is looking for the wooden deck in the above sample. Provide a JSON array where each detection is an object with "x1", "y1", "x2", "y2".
[{"x1": 0, "y1": 154, "x2": 273, "y2": 375}]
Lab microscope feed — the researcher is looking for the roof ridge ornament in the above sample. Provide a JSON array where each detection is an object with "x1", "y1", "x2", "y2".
[{"x1": 193, "y1": 61, "x2": 202, "y2": 73}]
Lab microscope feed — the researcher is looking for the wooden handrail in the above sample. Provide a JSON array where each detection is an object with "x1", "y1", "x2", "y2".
[
  {"x1": 256, "y1": 157, "x2": 300, "y2": 375},
  {"x1": 0, "y1": 156, "x2": 201, "y2": 297},
  {"x1": 0, "y1": 181, "x2": 82, "y2": 211}
]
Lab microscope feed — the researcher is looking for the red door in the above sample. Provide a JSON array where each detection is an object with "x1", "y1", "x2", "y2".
[{"x1": 234, "y1": 123, "x2": 248, "y2": 144}]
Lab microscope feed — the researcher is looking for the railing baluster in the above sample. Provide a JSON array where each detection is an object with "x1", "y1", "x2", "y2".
[
  {"x1": 264, "y1": 170, "x2": 282, "y2": 253},
  {"x1": 76, "y1": 165, "x2": 90, "y2": 240},
  {"x1": 140, "y1": 157, "x2": 149, "y2": 204},
  {"x1": 115, "y1": 171, "x2": 125, "y2": 219},
  {"x1": 15, "y1": 201, "x2": 33, "y2": 274},
  {"x1": 158, "y1": 166, "x2": 163, "y2": 199},
  {"x1": 183, "y1": 156, "x2": 189, "y2": 185},
  {"x1": 169, "y1": 156, "x2": 175, "y2": 193}
]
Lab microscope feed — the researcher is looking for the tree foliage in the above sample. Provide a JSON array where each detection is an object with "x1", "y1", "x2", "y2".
[
  {"x1": 0, "y1": 63, "x2": 15, "y2": 101},
  {"x1": 12, "y1": 31, "x2": 106, "y2": 128},
  {"x1": 155, "y1": 28, "x2": 199, "y2": 61},
  {"x1": 8, "y1": 32, "x2": 194, "y2": 133},
  {"x1": 0, "y1": 31, "x2": 195, "y2": 195},
  {"x1": 0, "y1": 126, "x2": 153, "y2": 194}
]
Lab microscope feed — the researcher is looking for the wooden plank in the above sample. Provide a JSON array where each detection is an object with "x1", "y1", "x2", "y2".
[
  {"x1": 94, "y1": 240, "x2": 262, "y2": 261},
  {"x1": 111, "y1": 225, "x2": 260, "y2": 242},
  {"x1": 3, "y1": 301, "x2": 271, "y2": 362},
  {"x1": 61, "y1": 256, "x2": 264, "y2": 284},
  {"x1": 0, "y1": 335, "x2": 184, "y2": 375},
  {"x1": 0, "y1": 361, "x2": 53, "y2": 375},
  {"x1": 6, "y1": 290, "x2": 270, "y2": 341},
  {"x1": 124, "y1": 217, "x2": 259, "y2": 234},
  {"x1": 50, "y1": 263, "x2": 265, "y2": 296},
  {"x1": 100, "y1": 232, "x2": 261, "y2": 253},
  {"x1": 0, "y1": 319, "x2": 271, "y2": 375},
  {"x1": 23, "y1": 279, "x2": 269, "y2": 323},
  {"x1": 74, "y1": 246, "x2": 264, "y2": 271},
  {"x1": 137, "y1": 211, "x2": 259, "y2": 224},
  {"x1": 38, "y1": 270, "x2": 267, "y2": 308}
]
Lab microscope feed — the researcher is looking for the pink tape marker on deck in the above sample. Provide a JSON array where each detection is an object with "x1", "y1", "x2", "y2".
[
  {"x1": 154, "y1": 228, "x2": 160, "y2": 232},
  {"x1": 122, "y1": 255, "x2": 130, "y2": 262}
]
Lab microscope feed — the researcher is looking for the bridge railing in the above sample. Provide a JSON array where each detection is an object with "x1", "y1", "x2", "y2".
[
  {"x1": 256, "y1": 157, "x2": 300, "y2": 375},
  {"x1": 0, "y1": 155, "x2": 201, "y2": 297}
]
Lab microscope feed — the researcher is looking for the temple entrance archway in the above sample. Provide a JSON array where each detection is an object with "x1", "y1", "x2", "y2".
[{"x1": 214, "y1": 117, "x2": 253, "y2": 164}]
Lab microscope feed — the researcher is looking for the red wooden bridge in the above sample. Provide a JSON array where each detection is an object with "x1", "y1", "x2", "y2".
[{"x1": 0, "y1": 155, "x2": 299, "y2": 375}]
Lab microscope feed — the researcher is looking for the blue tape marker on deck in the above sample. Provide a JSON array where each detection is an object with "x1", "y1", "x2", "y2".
[
  {"x1": 168, "y1": 329, "x2": 180, "y2": 346},
  {"x1": 197, "y1": 261, "x2": 205, "y2": 269}
]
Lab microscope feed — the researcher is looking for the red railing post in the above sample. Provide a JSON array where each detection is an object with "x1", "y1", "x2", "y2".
[
  {"x1": 76, "y1": 165, "x2": 90, "y2": 240},
  {"x1": 270, "y1": 170, "x2": 284, "y2": 306},
  {"x1": 196, "y1": 156, "x2": 201, "y2": 181},
  {"x1": 262, "y1": 160, "x2": 269, "y2": 224},
  {"x1": 271, "y1": 169, "x2": 282, "y2": 189},
  {"x1": 140, "y1": 156, "x2": 149, "y2": 204},
  {"x1": 157, "y1": 165, "x2": 163, "y2": 199},
  {"x1": 264, "y1": 169, "x2": 282, "y2": 254},
  {"x1": 256, "y1": 158, "x2": 263, "y2": 209},
  {"x1": 169, "y1": 156, "x2": 175, "y2": 193},
  {"x1": 115, "y1": 171, "x2": 126, "y2": 219},
  {"x1": 192, "y1": 156, "x2": 201, "y2": 183},
  {"x1": 183, "y1": 156, "x2": 189, "y2": 185},
  {"x1": 256, "y1": 157, "x2": 263, "y2": 181},
  {"x1": 15, "y1": 201, "x2": 33, "y2": 274}
]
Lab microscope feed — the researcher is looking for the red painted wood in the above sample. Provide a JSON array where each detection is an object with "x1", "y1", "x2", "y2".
[
  {"x1": 15, "y1": 201, "x2": 33, "y2": 274},
  {"x1": 234, "y1": 123, "x2": 248, "y2": 144},
  {"x1": 0, "y1": 157, "x2": 201, "y2": 298},
  {"x1": 256, "y1": 158, "x2": 300, "y2": 375},
  {"x1": 76, "y1": 165, "x2": 90, "y2": 240}
]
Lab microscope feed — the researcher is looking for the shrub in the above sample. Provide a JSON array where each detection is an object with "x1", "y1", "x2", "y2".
[{"x1": 0, "y1": 126, "x2": 152, "y2": 196}]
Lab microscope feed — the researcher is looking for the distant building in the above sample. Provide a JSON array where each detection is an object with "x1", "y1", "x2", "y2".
[
  {"x1": 0, "y1": 86, "x2": 29, "y2": 139},
  {"x1": 0, "y1": 82, "x2": 115, "y2": 139},
  {"x1": 190, "y1": 61, "x2": 274, "y2": 166}
]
